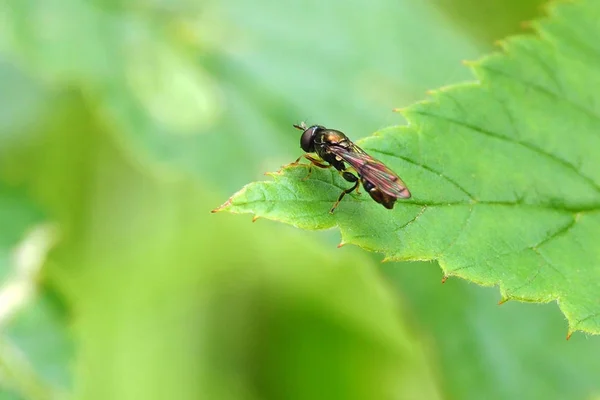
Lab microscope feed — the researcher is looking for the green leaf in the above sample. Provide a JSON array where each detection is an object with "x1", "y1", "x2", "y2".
[
  {"x1": 215, "y1": 0, "x2": 600, "y2": 336},
  {"x1": 382, "y1": 261, "x2": 600, "y2": 399},
  {"x1": 25, "y1": 117, "x2": 441, "y2": 400},
  {"x1": 0, "y1": 190, "x2": 69, "y2": 399},
  {"x1": 431, "y1": 0, "x2": 546, "y2": 45},
  {"x1": 0, "y1": 294, "x2": 71, "y2": 400}
]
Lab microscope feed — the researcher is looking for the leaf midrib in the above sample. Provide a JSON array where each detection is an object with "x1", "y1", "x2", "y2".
[{"x1": 236, "y1": 187, "x2": 599, "y2": 213}]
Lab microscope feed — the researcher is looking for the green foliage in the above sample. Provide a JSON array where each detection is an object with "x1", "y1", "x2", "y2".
[
  {"x1": 0, "y1": 187, "x2": 69, "y2": 400},
  {"x1": 216, "y1": 0, "x2": 600, "y2": 336},
  {"x1": 39, "y1": 126, "x2": 442, "y2": 400},
  {"x1": 1, "y1": 0, "x2": 600, "y2": 399},
  {"x1": 432, "y1": 0, "x2": 546, "y2": 44},
  {"x1": 382, "y1": 263, "x2": 600, "y2": 399}
]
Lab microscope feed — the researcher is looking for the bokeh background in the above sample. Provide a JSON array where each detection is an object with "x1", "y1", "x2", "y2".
[{"x1": 1, "y1": 0, "x2": 600, "y2": 399}]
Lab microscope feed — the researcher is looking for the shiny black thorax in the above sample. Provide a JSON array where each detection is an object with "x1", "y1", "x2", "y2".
[{"x1": 300, "y1": 126, "x2": 352, "y2": 173}]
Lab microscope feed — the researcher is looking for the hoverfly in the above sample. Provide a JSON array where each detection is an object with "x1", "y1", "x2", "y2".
[{"x1": 292, "y1": 122, "x2": 410, "y2": 213}]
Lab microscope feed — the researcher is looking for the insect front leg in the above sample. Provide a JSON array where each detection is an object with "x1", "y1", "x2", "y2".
[
  {"x1": 330, "y1": 172, "x2": 359, "y2": 213},
  {"x1": 299, "y1": 154, "x2": 332, "y2": 181},
  {"x1": 289, "y1": 153, "x2": 327, "y2": 167}
]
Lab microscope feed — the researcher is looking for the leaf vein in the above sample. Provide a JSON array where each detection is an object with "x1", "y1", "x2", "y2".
[
  {"x1": 517, "y1": 42, "x2": 566, "y2": 98},
  {"x1": 413, "y1": 110, "x2": 600, "y2": 194},
  {"x1": 436, "y1": 205, "x2": 474, "y2": 261},
  {"x1": 367, "y1": 148, "x2": 476, "y2": 200},
  {"x1": 574, "y1": 312, "x2": 600, "y2": 329},
  {"x1": 504, "y1": 248, "x2": 566, "y2": 298},
  {"x1": 478, "y1": 63, "x2": 600, "y2": 124},
  {"x1": 447, "y1": 215, "x2": 577, "y2": 276},
  {"x1": 394, "y1": 205, "x2": 427, "y2": 233}
]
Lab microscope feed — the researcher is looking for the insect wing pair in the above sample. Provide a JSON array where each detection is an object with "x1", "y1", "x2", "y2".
[{"x1": 293, "y1": 123, "x2": 410, "y2": 213}]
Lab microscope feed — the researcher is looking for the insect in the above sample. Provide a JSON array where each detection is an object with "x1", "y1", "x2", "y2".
[{"x1": 291, "y1": 122, "x2": 410, "y2": 213}]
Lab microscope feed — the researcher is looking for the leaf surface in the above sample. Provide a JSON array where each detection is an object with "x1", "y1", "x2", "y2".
[{"x1": 215, "y1": 0, "x2": 600, "y2": 335}]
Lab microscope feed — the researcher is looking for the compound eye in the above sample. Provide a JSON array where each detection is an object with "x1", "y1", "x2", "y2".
[{"x1": 300, "y1": 125, "x2": 320, "y2": 152}]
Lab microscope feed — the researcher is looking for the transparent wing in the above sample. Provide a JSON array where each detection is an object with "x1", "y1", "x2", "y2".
[{"x1": 328, "y1": 144, "x2": 411, "y2": 198}]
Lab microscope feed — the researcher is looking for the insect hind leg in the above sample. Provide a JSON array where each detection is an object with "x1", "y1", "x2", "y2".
[
  {"x1": 341, "y1": 171, "x2": 358, "y2": 183},
  {"x1": 341, "y1": 170, "x2": 361, "y2": 194},
  {"x1": 330, "y1": 179, "x2": 359, "y2": 214}
]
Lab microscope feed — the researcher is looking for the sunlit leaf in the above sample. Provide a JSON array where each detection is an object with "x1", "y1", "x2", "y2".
[
  {"x1": 0, "y1": 192, "x2": 69, "y2": 399},
  {"x1": 215, "y1": 0, "x2": 600, "y2": 336},
  {"x1": 432, "y1": 0, "x2": 545, "y2": 45},
  {"x1": 382, "y1": 262, "x2": 600, "y2": 399},
  {"x1": 26, "y1": 121, "x2": 442, "y2": 400}
]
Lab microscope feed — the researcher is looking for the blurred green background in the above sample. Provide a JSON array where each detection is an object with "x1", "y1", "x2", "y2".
[{"x1": 1, "y1": 0, "x2": 600, "y2": 399}]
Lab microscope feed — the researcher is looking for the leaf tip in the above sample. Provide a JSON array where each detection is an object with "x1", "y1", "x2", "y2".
[
  {"x1": 337, "y1": 241, "x2": 346, "y2": 248},
  {"x1": 493, "y1": 39, "x2": 507, "y2": 49},
  {"x1": 441, "y1": 275, "x2": 449, "y2": 284},
  {"x1": 520, "y1": 19, "x2": 534, "y2": 30},
  {"x1": 252, "y1": 215, "x2": 260, "y2": 222},
  {"x1": 267, "y1": 166, "x2": 288, "y2": 177},
  {"x1": 211, "y1": 198, "x2": 232, "y2": 213},
  {"x1": 566, "y1": 331, "x2": 573, "y2": 341},
  {"x1": 498, "y1": 297, "x2": 510, "y2": 305},
  {"x1": 392, "y1": 106, "x2": 409, "y2": 115}
]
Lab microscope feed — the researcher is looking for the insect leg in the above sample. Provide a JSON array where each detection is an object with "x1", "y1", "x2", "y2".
[
  {"x1": 341, "y1": 171, "x2": 357, "y2": 182},
  {"x1": 303, "y1": 154, "x2": 330, "y2": 168},
  {"x1": 301, "y1": 154, "x2": 331, "y2": 181},
  {"x1": 341, "y1": 170, "x2": 361, "y2": 194},
  {"x1": 290, "y1": 154, "x2": 328, "y2": 167},
  {"x1": 330, "y1": 173, "x2": 359, "y2": 213}
]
